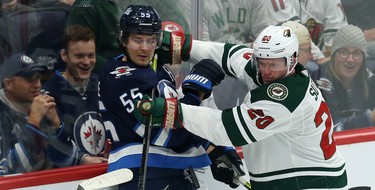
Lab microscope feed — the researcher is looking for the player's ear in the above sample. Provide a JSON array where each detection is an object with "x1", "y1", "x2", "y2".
[
  {"x1": 292, "y1": 52, "x2": 297, "y2": 64},
  {"x1": 60, "y1": 49, "x2": 68, "y2": 62},
  {"x1": 289, "y1": 52, "x2": 297, "y2": 70}
]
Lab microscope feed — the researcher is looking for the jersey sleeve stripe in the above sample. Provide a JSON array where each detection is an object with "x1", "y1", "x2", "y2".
[
  {"x1": 222, "y1": 44, "x2": 249, "y2": 78},
  {"x1": 222, "y1": 108, "x2": 248, "y2": 146},
  {"x1": 250, "y1": 163, "x2": 346, "y2": 178},
  {"x1": 15, "y1": 143, "x2": 32, "y2": 172},
  {"x1": 251, "y1": 170, "x2": 347, "y2": 190},
  {"x1": 222, "y1": 44, "x2": 236, "y2": 78},
  {"x1": 222, "y1": 107, "x2": 257, "y2": 146},
  {"x1": 235, "y1": 106, "x2": 257, "y2": 143},
  {"x1": 229, "y1": 45, "x2": 248, "y2": 57}
]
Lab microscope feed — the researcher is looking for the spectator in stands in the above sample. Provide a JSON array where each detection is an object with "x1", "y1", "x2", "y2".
[
  {"x1": 282, "y1": 21, "x2": 313, "y2": 66},
  {"x1": 67, "y1": 0, "x2": 121, "y2": 72},
  {"x1": 42, "y1": 25, "x2": 107, "y2": 166},
  {"x1": 202, "y1": 0, "x2": 275, "y2": 110},
  {"x1": 0, "y1": 54, "x2": 67, "y2": 175},
  {"x1": 342, "y1": 0, "x2": 375, "y2": 71},
  {"x1": 281, "y1": 20, "x2": 322, "y2": 79},
  {"x1": 315, "y1": 25, "x2": 375, "y2": 131},
  {"x1": 263, "y1": 0, "x2": 330, "y2": 65},
  {"x1": 0, "y1": 17, "x2": 13, "y2": 63},
  {"x1": 202, "y1": 0, "x2": 274, "y2": 45},
  {"x1": 25, "y1": 0, "x2": 72, "y2": 76},
  {"x1": 0, "y1": 0, "x2": 32, "y2": 15},
  {"x1": 292, "y1": 0, "x2": 347, "y2": 57},
  {"x1": 1, "y1": 0, "x2": 37, "y2": 56}
]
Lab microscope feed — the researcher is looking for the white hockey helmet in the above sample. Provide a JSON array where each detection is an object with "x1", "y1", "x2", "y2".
[{"x1": 253, "y1": 25, "x2": 299, "y2": 77}]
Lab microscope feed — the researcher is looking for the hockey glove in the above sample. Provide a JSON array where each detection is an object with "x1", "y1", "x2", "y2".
[
  {"x1": 182, "y1": 59, "x2": 225, "y2": 100},
  {"x1": 134, "y1": 96, "x2": 184, "y2": 129},
  {"x1": 209, "y1": 146, "x2": 245, "y2": 188},
  {"x1": 156, "y1": 21, "x2": 192, "y2": 65}
]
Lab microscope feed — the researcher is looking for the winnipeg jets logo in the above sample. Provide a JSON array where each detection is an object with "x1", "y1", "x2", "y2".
[
  {"x1": 74, "y1": 112, "x2": 105, "y2": 155},
  {"x1": 110, "y1": 66, "x2": 136, "y2": 78},
  {"x1": 20, "y1": 55, "x2": 34, "y2": 64}
]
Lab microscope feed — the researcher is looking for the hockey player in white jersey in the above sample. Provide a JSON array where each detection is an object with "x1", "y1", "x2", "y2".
[{"x1": 135, "y1": 25, "x2": 347, "y2": 189}]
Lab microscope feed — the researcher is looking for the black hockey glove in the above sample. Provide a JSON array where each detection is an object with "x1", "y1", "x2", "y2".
[
  {"x1": 209, "y1": 146, "x2": 245, "y2": 188},
  {"x1": 182, "y1": 59, "x2": 225, "y2": 100}
]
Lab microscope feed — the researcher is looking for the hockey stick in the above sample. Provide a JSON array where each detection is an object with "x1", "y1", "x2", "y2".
[
  {"x1": 217, "y1": 153, "x2": 252, "y2": 190},
  {"x1": 77, "y1": 168, "x2": 133, "y2": 190},
  {"x1": 138, "y1": 54, "x2": 158, "y2": 190},
  {"x1": 236, "y1": 176, "x2": 252, "y2": 190}
]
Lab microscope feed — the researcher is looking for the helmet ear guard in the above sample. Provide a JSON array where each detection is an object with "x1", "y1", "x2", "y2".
[{"x1": 253, "y1": 25, "x2": 299, "y2": 77}]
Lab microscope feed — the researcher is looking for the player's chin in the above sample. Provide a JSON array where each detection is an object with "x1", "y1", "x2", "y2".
[
  {"x1": 262, "y1": 78, "x2": 272, "y2": 84},
  {"x1": 135, "y1": 59, "x2": 152, "y2": 67}
]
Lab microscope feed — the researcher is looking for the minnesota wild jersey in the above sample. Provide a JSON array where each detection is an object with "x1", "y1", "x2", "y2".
[
  {"x1": 202, "y1": 0, "x2": 275, "y2": 44},
  {"x1": 182, "y1": 40, "x2": 347, "y2": 189},
  {"x1": 294, "y1": 0, "x2": 347, "y2": 47}
]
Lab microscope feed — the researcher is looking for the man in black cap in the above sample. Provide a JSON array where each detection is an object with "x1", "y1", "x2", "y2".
[{"x1": 0, "y1": 54, "x2": 69, "y2": 175}]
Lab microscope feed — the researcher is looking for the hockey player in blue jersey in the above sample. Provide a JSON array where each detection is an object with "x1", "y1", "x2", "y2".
[
  {"x1": 99, "y1": 5, "x2": 246, "y2": 190},
  {"x1": 42, "y1": 25, "x2": 108, "y2": 167}
]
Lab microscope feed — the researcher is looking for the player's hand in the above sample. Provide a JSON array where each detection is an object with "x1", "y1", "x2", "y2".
[
  {"x1": 182, "y1": 59, "x2": 225, "y2": 100},
  {"x1": 156, "y1": 21, "x2": 192, "y2": 65},
  {"x1": 209, "y1": 146, "x2": 245, "y2": 188},
  {"x1": 134, "y1": 96, "x2": 184, "y2": 129},
  {"x1": 82, "y1": 155, "x2": 108, "y2": 165}
]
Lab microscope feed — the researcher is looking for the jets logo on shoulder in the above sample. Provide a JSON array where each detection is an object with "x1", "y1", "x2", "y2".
[
  {"x1": 74, "y1": 112, "x2": 105, "y2": 155},
  {"x1": 267, "y1": 83, "x2": 288, "y2": 101},
  {"x1": 110, "y1": 66, "x2": 136, "y2": 78}
]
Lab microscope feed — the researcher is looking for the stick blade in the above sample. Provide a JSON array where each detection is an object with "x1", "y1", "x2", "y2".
[{"x1": 78, "y1": 168, "x2": 133, "y2": 190}]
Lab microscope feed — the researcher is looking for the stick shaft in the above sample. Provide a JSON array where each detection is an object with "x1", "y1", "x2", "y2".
[{"x1": 138, "y1": 54, "x2": 158, "y2": 190}]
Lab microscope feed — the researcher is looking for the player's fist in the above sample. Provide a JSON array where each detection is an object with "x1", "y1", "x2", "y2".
[
  {"x1": 182, "y1": 59, "x2": 225, "y2": 100},
  {"x1": 134, "y1": 96, "x2": 184, "y2": 129},
  {"x1": 156, "y1": 21, "x2": 192, "y2": 65}
]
